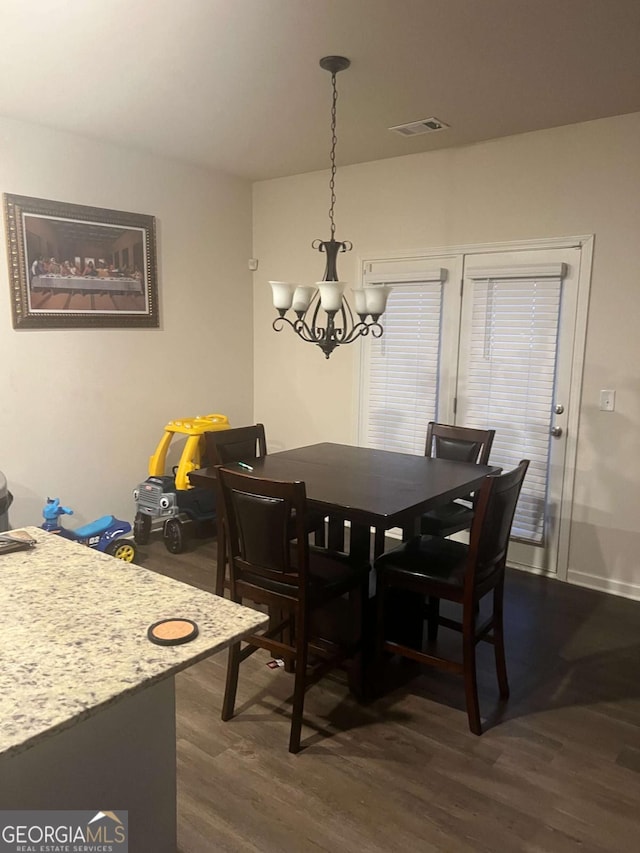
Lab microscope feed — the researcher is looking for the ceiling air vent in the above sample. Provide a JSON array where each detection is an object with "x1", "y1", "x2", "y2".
[{"x1": 389, "y1": 117, "x2": 449, "y2": 137}]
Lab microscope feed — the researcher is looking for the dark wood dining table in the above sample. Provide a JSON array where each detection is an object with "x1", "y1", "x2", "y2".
[{"x1": 190, "y1": 441, "x2": 497, "y2": 561}]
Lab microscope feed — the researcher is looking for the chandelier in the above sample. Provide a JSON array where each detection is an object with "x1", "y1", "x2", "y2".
[{"x1": 269, "y1": 56, "x2": 391, "y2": 359}]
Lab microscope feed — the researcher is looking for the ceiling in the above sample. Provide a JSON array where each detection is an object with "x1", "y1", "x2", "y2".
[{"x1": 1, "y1": 0, "x2": 639, "y2": 182}]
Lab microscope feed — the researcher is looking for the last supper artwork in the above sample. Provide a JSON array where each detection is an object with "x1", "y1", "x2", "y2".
[
  {"x1": 24, "y1": 214, "x2": 147, "y2": 314},
  {"x1": 4, "y1": 193, "x2": 158, "y2": 328}
]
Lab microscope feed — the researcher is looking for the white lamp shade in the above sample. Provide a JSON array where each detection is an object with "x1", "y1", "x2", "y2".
[
  {"x1": 317, "y1": 281, "x2": 346, "y2": 313},
  {"x1": 365, "y1": 286, "x2": 391, "y2": 316},
  {"x1": 292, "y1": 285, "x2": 317, "y2": 313},
  {"x1": 351, "y1": 288, "x2": 368, "y2": 315},
  {"x1": 269, "y1": 281, "x2": 297, "y2": 311}
]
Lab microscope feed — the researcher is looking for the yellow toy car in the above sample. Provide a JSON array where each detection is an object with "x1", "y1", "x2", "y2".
[{"x1": 133, "y1": 413, "x2": 229, "y2": 553}]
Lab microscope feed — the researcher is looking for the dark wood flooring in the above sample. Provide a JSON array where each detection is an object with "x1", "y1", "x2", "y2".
[{"x1": 141, "y1": 532, "x2": 640, "y2": 853}]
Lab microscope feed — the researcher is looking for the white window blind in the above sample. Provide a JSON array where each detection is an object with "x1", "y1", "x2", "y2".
[
  {"x1": 461, "y1": 275, "x2": 563, "y2": 543},
  {"x1": 364, "y1": 282, "x2": 443, "y2": 455}
]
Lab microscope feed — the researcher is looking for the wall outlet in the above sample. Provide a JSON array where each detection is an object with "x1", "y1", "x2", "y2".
[
  {"x1": 248, "y1": 258, "x2": 259, "y2": 271},
  {"x1": 599, "y1": 389, "x2": 615, "y2": 412}
]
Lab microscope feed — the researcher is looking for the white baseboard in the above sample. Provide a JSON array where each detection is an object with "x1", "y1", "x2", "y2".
[
  {"x1": 567, "y1": 569, "x2": 640, "y2": 602},
  {"x1": 508, "y1": 560, "x2": 556, "y2": 578}
]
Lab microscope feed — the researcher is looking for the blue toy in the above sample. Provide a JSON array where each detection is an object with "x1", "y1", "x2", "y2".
[{"x1": 41, "y1": 498, "x2": 137, "y2": 562}]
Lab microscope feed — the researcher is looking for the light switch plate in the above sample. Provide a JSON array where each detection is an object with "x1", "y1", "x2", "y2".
[{"x1": 599, "y1": 389, "x2": 615, "y2": 412}]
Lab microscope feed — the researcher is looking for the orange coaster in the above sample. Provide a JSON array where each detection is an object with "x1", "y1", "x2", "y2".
[{"x1": 147, "y1": 618, "x2": 199, "y2": 646}]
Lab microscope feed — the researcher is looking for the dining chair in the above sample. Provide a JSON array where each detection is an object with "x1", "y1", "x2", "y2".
[
  {"x1": 206, "y1": 423, "x2": 268, "y2": 468},
  {"x1": 216, "y1": 466, "x2": 370, "y2": 753},
  {"x1": 206, "y1": 425, "x2": 268, "y2": 595},
  {"x1": 419, "y1": 421, "x2": 496, "y2": 538},
  {"x1": 375, "y1": 459, "x2": 529, "y2": 735},
  {"x1": 206, "y1": 424, "x2": 326, "y2": 596}
]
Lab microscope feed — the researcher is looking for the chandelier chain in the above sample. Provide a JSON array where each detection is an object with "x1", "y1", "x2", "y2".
[{"x1": 328, "y1": 71, "x2": 338, "y2": 239}]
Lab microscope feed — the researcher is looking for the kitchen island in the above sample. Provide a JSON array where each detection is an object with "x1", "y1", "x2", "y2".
[{"x1": 0, "y1": 527, "x2": 267, "y2": 852}]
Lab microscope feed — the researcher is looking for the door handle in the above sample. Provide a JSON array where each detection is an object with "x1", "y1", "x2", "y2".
[{"x1": 550, "y1": 426, "x2": 563, "y2": 438}]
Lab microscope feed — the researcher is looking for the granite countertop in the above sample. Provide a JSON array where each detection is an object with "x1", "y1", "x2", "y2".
[{"x1": 0, "y1": 527, "x2": 268, "y2": 760}]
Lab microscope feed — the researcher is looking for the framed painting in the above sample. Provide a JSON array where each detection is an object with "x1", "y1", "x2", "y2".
[{"x1": 4, "y1": 194, "x2": 159, "y2": 329}]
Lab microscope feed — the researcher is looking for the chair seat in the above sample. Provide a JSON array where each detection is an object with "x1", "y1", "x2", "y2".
[
  {"x1": 242, "y1": 545, "x2": 370, "y2": 604},
  {"x1": 420, "y1": 499, "x2": 473, "y2": 536},
  {"x1": 375, "y1": 535, "x2": 469, "y2": 589}
]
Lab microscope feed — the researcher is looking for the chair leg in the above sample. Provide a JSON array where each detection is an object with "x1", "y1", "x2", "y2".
[
  {"x1": 493, "y1": 581, "x2": 510, "y2": 700},
  {"x1": 462, "y1": 610, "x2": 482, "y2": 735},
  {"x1": 265, "y1": 607, "x2": 294, "y2": 673},
  {"x1": 215, "y1": 520, "x2": 227, "y2": 597},
  {"x1": 288, "y1": 626, "x2": 309, "y2": 754},
  {"x1": 426, "y1": 596, "x2": 440, "y2": 642},
  {"x1": 221, "y1": 641, "x2": 241, "y2": 721},
  {"x1": 283, "y1": 612, "x2": 295, "y2": 673}
]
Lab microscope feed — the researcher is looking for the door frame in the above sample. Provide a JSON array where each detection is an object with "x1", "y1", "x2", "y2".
[{"x1": 354, "y1": 235, "x2": 594, "y2": 582}]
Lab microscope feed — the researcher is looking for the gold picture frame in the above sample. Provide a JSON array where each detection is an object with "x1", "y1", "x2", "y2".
[{"x1": 4, "y1": 193, "x2": 159, "y2": 329}]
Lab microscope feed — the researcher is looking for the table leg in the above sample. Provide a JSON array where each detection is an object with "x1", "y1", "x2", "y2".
[
  {"x1": 349, "y1": 521, "x2": 371, "y2": 562},
  {"x1": 402, "y1": 515, "x2": 421, "y2": 542},
  {"x1": 344, "y1": 521, "x2": 374, "y2": 699},
  {"x1": 327, "y1": 514, "x2": 345, "y2": 551},
  {"x1": 366, "y1": 519, "x2": 424, "y2": 699},
  {"x1": 373, "y1": 527, "x2": 386, "y2": 559},
  {"x1": 384, "y1": 588, "x2": 424, "y2": 649},
  {"x1": 390, "y1": 516, "x2": 424, "y2": 649}
]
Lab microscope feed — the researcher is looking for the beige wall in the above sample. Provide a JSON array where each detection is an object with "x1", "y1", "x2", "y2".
[
  {"x1": 0, "y1": 115, "x2": 253, "y2": 528},
  {"x1": 253, "y1": 111, "x2": 640, "y2": 599}
]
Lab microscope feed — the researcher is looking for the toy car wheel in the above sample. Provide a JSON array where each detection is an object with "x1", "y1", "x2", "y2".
[
  {"x1": 106, "y1": 539, "x2": 137, "y2": 563},
  {"x1": 134, "y1": 512, "x2": 152, "y2": 545},
  {"x1": 164, "y1": 518, "x2": 185, "y2": 554}
]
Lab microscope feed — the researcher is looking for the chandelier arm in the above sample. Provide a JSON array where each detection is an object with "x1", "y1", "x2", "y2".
[
  {"x1": 309, "y1": 293, "x2": 323, "y2": 337},
  {"x1": 369, "y1": 320, "x2": 384, "y2": 338},
  {"x1": 333, "y1": 298, "x2": 351, "y2": 343},
  {"x1": 300, "y1": 293, "x2": 327, "y2": 343},
  {"x1": 272, "y1": 315, "x2": 294, "y2": 333},
  {"x1": 344, "y1": 299, "x2": 376, "y2": 344},
  {"x1": 273, "y1": 314, "x2": 326, "y2": 345},
  {"x1": 290, "y1": 291, "x2": 327, "y2": 344},
  {"x1": 340, "y1": 319, "x2": 367, "y2": 345},
  {"x1": 294, "y1": 315, "x2": 325, "y2": 343},
  {"x1": 341, "y1": 316, "x2": 385, "y2": 345}
]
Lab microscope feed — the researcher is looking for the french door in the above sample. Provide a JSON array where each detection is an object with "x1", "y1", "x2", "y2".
[{"x1": 358, "y1": 242, "x2": 588, "y2": 577}]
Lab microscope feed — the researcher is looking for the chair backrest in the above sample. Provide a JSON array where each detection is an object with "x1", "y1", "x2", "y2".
[
  {"x1": 425, "y1": 422, "x2": 495, "y2": 465},
  {"x1": 206, "y1": 424, "x2": 267, "y2": 467},
  {"x1": 216, "y1": 466, "x2": 309, "y2": 600},
  {"x1": 466, "y1": 459, "x2": 529, "y2": 590}
]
